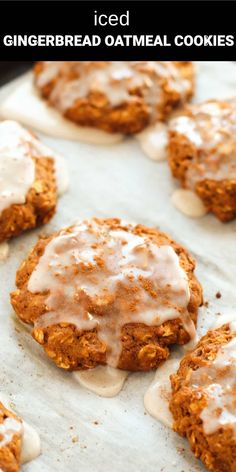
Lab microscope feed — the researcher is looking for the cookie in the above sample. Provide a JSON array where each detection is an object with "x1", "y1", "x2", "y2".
[
  {"x1": 34, "y1": 61, "x2": 194, "y2": 134},
  {"x1": 11, "y1": 218, "x2": 202, "y2": 372}
]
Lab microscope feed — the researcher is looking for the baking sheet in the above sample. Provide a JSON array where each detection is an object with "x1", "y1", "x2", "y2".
[{"x1": 0, "y1": 62, "x2": 236, "y2": 472}]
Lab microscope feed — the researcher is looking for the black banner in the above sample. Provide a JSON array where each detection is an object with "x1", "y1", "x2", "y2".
[{"x1": 0, "y1": 1, "x2": 235, "y2": 60}]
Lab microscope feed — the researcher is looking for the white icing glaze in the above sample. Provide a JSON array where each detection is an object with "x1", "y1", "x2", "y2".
[
  {"x1": 170, "y1": 99, "x2": 236, "y2": 187},
  {"x1": 52, "y1": 154, "x2": 69, "y2": 197},
  {"x1": 0, "y1": 415, "x2": 22, "y2": 449},
  {"x1": 73, "y1": 366, "x2": 128, "y2": 397},
  {"x1": 144, "y1": 357, "x2": 180, "y2": 428},
  {"x1": 20, "y1": 421, "x2": 41, "y2": 464},
  {"x1": 28, "y1": 134, "x2": 69, "y2": 196},
  {"x1": 0, "y1": 120, "x2": 68, "y2": 217},
  {"x1": 170, "y1": 115, "x2": 202, "y2": 147},
  {"x1": 0, "y1": 242, "x2": 9, "y2": 261},
  {"x1": 190, "y1": 332, "x2": 236, "y2": 436},
  {"x1": 0, "y1": 395, "x2": 40, "y2": 464},
  {"x1": 27, "y1": 219, "x2": 193, "y2": 368},
  {"x1": 171, "y1": 189, "x2": 208, "y2": 218},
  {"x1": 0, "y1": 77, "x2": 124, "y2": 144},
  {"x1": 0, "y1": 121, "x2": 35, "y2": 215},
  {"x1": 35, "y1": 62, "x2": 192, "y2": 122},
  {"x1": 136, "y1": 123, "x2": 168, "y2": 161}
]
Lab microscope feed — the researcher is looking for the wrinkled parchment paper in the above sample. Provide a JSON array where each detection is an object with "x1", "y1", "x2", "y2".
[{"x1": 0, "y1": 62, "x2": 236, "y2": 472}]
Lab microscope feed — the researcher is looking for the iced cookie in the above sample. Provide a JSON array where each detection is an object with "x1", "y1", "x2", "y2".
[
  {"x1": 0, "y1": 402, "x2": 22, "y2": 472},
  {"x1": 11, "y1": 218, "x2": 202, "y2": 372},
  {"x1": 170, "y1": 323, "x2": 236, "y2": 472},
  {"x1": 34, "y1": 61, "x2": 194, "y2": 134},
  {"x1": 168, "y1": 99, "x2": 236, "y2": 221},
  {"x1": 0, "y1": 120, "x2": 68, "y2": 242},
  {"x1": 0, "y1": 400, "x2": 40, "y2": 471}
]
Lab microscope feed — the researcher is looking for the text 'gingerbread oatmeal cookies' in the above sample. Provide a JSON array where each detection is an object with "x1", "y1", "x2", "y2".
[
  {"x1": 0, "y1": 120, "x2": 68, "y2": 243},
  {"x1": 170, "y1": 323, "x2": 236, "y2": 472},
  {"x1": 11, "y1": 218, "x2": 202, "y2": 372},
  {"x1": 34, "y1": 61, "x2": 195, "y2": 135},
  {"x1": 0, "y1": 402, "x2": 22, "y2": 472},
  {"x1": 168, "y1": 99, "x2": 236, "y2": 222}
]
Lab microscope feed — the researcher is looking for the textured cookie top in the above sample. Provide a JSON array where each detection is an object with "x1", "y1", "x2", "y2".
[
  {"x1": 34, "y1": 61, "x2": 193, "y2": 119},
  {"x1": 189, "y1": 322, "x2": 236, "y2": 437},
  {"x1": 0, "y1": 120, "x2": 59, "y2": 216},
  {"x1": 27, "y1": 218, "x2": 193, "y2": 368},
  {"x1": 169, "y1": 99, "x2": 236, "y2": 187}
]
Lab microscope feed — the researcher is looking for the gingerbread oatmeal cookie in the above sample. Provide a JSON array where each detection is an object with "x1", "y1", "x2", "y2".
[
  {"x1": 0, "y1": 402, "x2": 22, "y2": 472},
  {"x1": 34, "y1": 61, "x2": 194, "y2": 134},
  {"x1": 168, "y1": 99, "x2": 236, "y2": 222},
  {"x1": 170, "y1": 324, "x2": 236, "y2": 472},
  {"x1": 11, "y1": 218, "x2": 202, "y2": 372},
  {"x1": 0, "y1": 121, "x2": 58, "y2": 242}
]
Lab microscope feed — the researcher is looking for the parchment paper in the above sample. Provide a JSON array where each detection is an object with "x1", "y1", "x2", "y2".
[{"x1": 0, "y1": 62, "x2": 236, "y2": 472}]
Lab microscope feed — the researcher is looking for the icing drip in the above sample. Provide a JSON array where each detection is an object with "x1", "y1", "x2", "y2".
[
  {"x1": 0, "y1": 243, "x2": 9, "y2": 261},
  {"x1": 136, "y1": 123, "x2": 168, "y2": 161},
  {"x1": 73, "y1": 366, "x2": 128, "y2": 397},
  {"x1": 144, "y1": 357, "x2": 180, "y2": 428},
  {"x1": 20, "y1": 421, "x2": 41, "y2": 464},
  {"x1": 171, "y1": 189, "x2": 208, "y2": 218}
]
